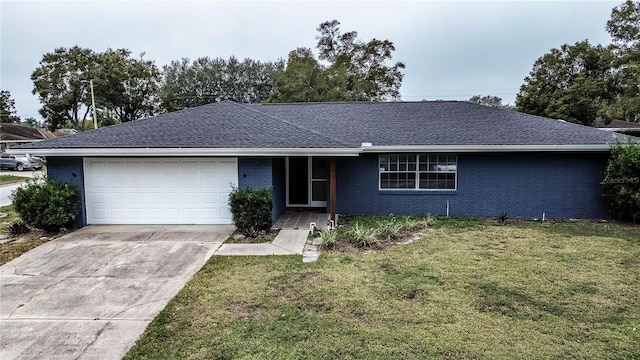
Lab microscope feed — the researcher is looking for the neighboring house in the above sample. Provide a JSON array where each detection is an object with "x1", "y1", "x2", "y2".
[
  {"x1": 10, "y1": 101, "x2": 626, "y2": 228},
  {"x1": 0, "y1": 123, "x2": 57, "y2": 150},
  {"x1": 593, "y1": 118, "x2": 640, "y2": 137}
]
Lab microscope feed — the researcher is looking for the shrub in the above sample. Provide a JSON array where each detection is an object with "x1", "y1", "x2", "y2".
[
  {"x1": 11, "y1": 178, "x2": 80, "y2": 232},
  {"x1": 378, "y1": 220, "x2": 402, "y2": 241},
  {"x1": 348, "y1": 223, "x2": 377, "y2": 247},
  {"x1": 319, "y1": 228, "x2": 338, "y2": 249},
  {"x1": 6, "y1": 220, "x2": 31, "y2": 236},
  {"x1": 602, "y1": 139, "x2": 640, "y2": 223},
  {"x1": 228, "y1": 187, "x2": 272, "y2": 237}
]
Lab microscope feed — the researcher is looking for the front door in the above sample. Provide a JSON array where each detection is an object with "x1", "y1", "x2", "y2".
[{"x1": 287, "y1": 157, "x2": 327, "y2": 207}]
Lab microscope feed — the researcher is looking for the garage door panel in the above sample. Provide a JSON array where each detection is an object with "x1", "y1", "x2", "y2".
[{"x1": 85, "y1": 158, "x2": 238, "y2": 225}]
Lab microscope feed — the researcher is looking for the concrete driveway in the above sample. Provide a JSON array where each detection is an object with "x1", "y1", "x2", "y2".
[{"x1": 0, "y1": 225, "x2": 232, "y2": 360}]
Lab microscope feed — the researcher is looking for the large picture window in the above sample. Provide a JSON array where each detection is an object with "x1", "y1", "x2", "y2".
[{"x1": 379, "y1": 154, "x2": 457, "y2": 190}]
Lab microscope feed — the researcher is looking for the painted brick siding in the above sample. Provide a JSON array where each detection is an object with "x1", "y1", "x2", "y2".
[
  {"x1": 46, "y1": 157, "x2": 87, "y2": 227},
  {"x1": 238, "y1": 157, "x2": 282, "y2": 223},
  {"x1": 271, "y1": 158, "x2": 286, "y2": 224},
  {"x1": 238, "y1": 158, "x2": 273, "y2": 189},
  {"x1": 336, "y1": 153, "x2": 609, "y2": 219}
]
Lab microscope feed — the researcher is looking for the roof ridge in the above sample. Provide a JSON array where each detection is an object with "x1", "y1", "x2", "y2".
[{"x1": 231, "y1": 102, "x2": 354, "y2": 147}]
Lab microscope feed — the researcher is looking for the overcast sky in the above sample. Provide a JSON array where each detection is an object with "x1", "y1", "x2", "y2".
[{"x1": 1, "y1": 0, "x2": 620, "y2": 119}]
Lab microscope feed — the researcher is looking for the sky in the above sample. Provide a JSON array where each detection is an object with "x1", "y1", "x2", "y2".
[{"x1": 0, "y1": 0, "x2": 620, "y2": 120}]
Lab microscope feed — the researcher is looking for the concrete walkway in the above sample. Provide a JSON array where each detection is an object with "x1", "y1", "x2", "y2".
[{"x1": 215, "y1": 229, "x2": 308, "y2": 256}]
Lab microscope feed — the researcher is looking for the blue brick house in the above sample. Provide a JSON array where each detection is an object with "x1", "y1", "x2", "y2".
[{"x1": 12, "y1": 101, "x2": 625, "y2": 227}]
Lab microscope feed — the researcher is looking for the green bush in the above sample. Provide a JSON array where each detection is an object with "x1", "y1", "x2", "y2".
[
  {"x1": 602, "y1": 140, "x2": 640, "y2": 223},
  {"x1": 11, "y1": 178, "x2": 80, "y2": 232},
  {"x1": 228, "y1": 187, "x2": 272, "y2": 237}
]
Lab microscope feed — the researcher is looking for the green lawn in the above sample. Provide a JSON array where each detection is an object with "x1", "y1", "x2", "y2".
[
  {"x1": 125, "y1": 218, "x2": 640, "y2": 359},
  {"x1": 0, "y1": 204, "x2": 53, "y2": 266},
  {"x1": 0, "y1": 174, "x2": 28, "y2": 186}
]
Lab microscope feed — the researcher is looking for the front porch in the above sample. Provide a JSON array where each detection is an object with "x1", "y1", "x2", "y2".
[{"x1": 273, "y1": 210, "x2": 331, "y2": 230}]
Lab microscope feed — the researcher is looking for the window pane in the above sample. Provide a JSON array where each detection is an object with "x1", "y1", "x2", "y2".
[
  {"x1": 390, "y1": 163, "x2": 398, "y2": 171},
  {"x1": 312, "y1": 158, "x2": 327, "y2": 179}
]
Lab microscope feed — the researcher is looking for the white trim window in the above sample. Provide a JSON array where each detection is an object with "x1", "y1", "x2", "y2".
[{"x1": 379, "y1": 154, "x2": 457, "y2": 190}]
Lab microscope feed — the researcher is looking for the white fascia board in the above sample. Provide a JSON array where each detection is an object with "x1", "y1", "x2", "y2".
[
  {"x1": 361, "y1": 144, "x2": 612, "y2": 152},
  {"x1": 6, "y1": 147, "x2": 361, "y2": 157}
]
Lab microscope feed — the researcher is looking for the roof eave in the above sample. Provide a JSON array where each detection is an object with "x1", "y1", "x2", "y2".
[
  {"x1": 361, "y1": 144, "x2": 613, "y2": 152},
  {"x1": 6, "y1": 147, "x2": 361, "y2": 157}
]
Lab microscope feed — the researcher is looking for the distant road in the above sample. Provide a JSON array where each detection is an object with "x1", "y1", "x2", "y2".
[{"x1": 0, "y1": 183, "x2": 22, "y2": 207}]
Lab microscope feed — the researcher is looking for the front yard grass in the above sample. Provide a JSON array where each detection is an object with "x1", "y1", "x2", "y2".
[
  {"x1": 0, "y1": 174, "x2": 28, "y2": 186},
  {"x1": 126, "y1": 218, "x2": 640, "y2": 359},
  {"x1": 0, "y1": 204, "x2": 53, "y2": 266}
]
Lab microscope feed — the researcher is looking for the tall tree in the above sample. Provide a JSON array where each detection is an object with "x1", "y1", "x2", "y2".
[
  {"x1": 515, "y1": 41, "x2": 613, "y2": 126},
  {"x1": 267, "y1": 48, "x2": 328, "y2": 102},
  {"x1": 0, "y1": 90, "x2": 21, "y2": 123},
  {"x1": 606, "y1": 0, "x2": 640, "y2": 123},
  {"x1": 32, "y1": 47, "x2": 163, "y2": 130},
  {"x1": 159, "y1": 56, "x2": 285, "y2": 112},
  {"x1": 268, "y1": 20, "x2": 405, "y2": 103},
  {"x1": 94, "y1": 49, "x2": 161, "y2": 123},
  {"x1": 31, "y1": 46, "x2": 97, "y2": 130},
  {"x1": 468, "y1": 95, "x2": 514, "y2": 110},
  {"x1": 23, "y1": 117, "x2": 41, "y2": 128}
]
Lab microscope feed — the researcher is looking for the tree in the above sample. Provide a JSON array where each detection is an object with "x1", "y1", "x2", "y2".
[
  {"x1": 268, "y1": 20, "x2": 405, "y2": 102},
  {"x1": 93, "y1": 49, "x2": 161, "y2": 123},
  {"x1": 605, "y1": 0, "x2": 640, "y2": 123},
  {"x1": 607, "y1": 0, "x2": 640, "y2": 49},
  {"x1": 159, "y1": 56, "x2": 285, "y2": 112},
  {"x1": 602, "y1": 139, "x2": 640, "y2": 223},
  {"x1": 31, "y1": 46, "x2": 97, "y2": 130},
  {"x1": 515, "y1": 41, "x2": 613, "y2": 126},
  {"x1": 23, "y1": 117, "x2": 42, "y2": 128},
  {"x1": 0, "y1": 90, "x2": 20, "y2": 123},
  {"x1": 468, "y1": 95, "x2": 514, "y2": 110},
  {"x1": 267, "y1": 48, "x2": 329, "y2": 102}
]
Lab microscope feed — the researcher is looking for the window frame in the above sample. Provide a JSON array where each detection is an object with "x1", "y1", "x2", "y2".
[{"x1": 378, "y1": 154, "x2": 458, "y2": 191}]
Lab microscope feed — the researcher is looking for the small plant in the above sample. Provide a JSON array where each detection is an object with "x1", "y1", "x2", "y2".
[
  {"x1": 11, "y1": 178, "x2": 80, "y2": 232},
  {"x1": 319, "y1": 228, "x2": 338, "y2": 249},
  {"x1": 228, "y1": 187, "x2": 272, "y2": 237},
  {"x1": 6, "y1": 220, "x2": 31, "y2": 236},
  {"x1": 377, "y1": 220, "x2": 402, "y2": 241},
  {"x1": 497, "y1": 212, "x2": 509, "y2": 224},
  {"x1": 348, "y1": 223, "x2": 377, "y2": 247},
  {"x1": 253, "y1": 231, "x2": 273, "y2": 244}
]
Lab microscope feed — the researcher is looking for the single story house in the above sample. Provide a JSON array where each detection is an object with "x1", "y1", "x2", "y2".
[
  {"x1": 11, "y1": 101, "x2": 625, "y2": 227},
  {"x1": 594, "y1": 118, "x2": 640, "y2": 137},
  {"x1": 0, "y1": 123, "x2": 57, "y2": 151}
]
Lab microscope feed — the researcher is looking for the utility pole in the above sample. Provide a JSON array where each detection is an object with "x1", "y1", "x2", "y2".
[{"x1": 89, "y1": 80, "x2": 98, "y2": 129}]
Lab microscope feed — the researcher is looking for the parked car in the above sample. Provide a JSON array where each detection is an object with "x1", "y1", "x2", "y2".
[{"x1": 0, "y1": 152, "x2": 43, "y2": 171}]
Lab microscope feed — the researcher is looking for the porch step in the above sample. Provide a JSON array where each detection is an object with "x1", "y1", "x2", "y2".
[{"x1": 215, "y1": 229, "x2": 308, "y2": 256}]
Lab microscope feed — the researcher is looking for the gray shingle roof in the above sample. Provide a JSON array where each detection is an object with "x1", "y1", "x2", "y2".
[{"x1": 16, "y1": 100, "x2": 623, "y2": 150}]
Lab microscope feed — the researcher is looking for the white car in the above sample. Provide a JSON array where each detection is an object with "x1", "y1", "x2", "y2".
[{"x1": 0, "y1": 152, "x2": 43, "y2": 171}]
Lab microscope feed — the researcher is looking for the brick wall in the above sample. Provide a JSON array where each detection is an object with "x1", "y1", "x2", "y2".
[
  {"x1": 271, "y1": 158, "x2": 286, "y2": 224},
  {"x1": 238, "y1": 158, "x2": 272, "y2": 189},
  {"x1": 238, "y1": 157, "x2": 281, "y2": 224},
  {"x1": 336, "y1": 152, "x2": 609, "y2": 219},
  {"x1": 46, "y1": 157, "x2": 87, "y2": 227}
]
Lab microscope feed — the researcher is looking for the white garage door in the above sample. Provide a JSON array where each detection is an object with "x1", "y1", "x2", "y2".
[{"x1": 84, "y1": 158, "x2": 238, "y2": 225}]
